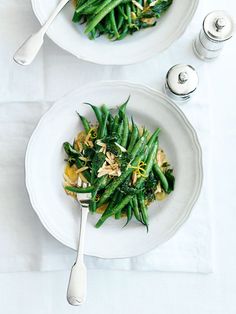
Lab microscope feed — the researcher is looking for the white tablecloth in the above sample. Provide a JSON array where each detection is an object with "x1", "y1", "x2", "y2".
[
  {"x1": 0, "y1": 0, "x2": 212, "y2": 273},
  {"x1": 1, "y1": 0, "x2": 236, "y2": 313}
]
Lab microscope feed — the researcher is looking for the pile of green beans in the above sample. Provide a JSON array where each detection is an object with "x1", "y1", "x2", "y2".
[
  {"x1": 64, "y1": 98, "x2": 175, "y2": 230},
  {"x1": 72, "y1": 0, "x2": 173, "y2": 40}
]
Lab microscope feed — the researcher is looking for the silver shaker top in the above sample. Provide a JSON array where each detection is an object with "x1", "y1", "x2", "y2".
[
  {"x1": 203, "y1": 10, "x2": 234, "y2": 42},
  {"x1": 166, "y1": 64, "x2": 198, "y2": 97}
]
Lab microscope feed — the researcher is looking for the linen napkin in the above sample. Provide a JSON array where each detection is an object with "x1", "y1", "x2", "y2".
[{"x1": 0, "y1": 0, "x2": 212, "y2": 273}]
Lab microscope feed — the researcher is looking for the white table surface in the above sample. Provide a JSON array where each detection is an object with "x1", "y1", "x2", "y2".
[{"x1": 1, "y1": 0, "x2": 236, "y2": 313}]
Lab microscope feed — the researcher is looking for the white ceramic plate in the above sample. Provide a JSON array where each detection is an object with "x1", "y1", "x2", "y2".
[
  {"x1": 31, "y1": 0, "x2": 198, "y2": 65},
  {"x1": 25, "y1": 81, "x2": 203, "y2": 258}
]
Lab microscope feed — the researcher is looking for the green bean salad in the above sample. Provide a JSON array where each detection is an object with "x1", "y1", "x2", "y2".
[
  {"x1": 63, "y1": 98, "x2": 175, "y2": 230},
  {"x1": 72, "y1": 0, "x2": 173, "y2": 41}
]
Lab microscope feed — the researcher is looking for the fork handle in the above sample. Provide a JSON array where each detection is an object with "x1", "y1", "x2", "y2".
[
  {"x1": 67, "y1": 207, "x2": 89, "y2": 306},
  {"x1": 67, "y1": 261, "x2": 87, "y2": 306},
  {"x1": 13, "y1": 0, "x2": 70, "y2": 65}
]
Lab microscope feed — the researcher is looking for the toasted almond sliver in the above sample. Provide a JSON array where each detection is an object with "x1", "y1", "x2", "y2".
[
  {"x1": 106, "y1": 151, "x2": 116, "y2": 161},
  {"x1": 96, "y1": 140, "x2": 104, "y2": 146},
  {"x1": 79, "y1": 156, "x2": 88, "y2": 162},
  {"x1": 76, "y1": 166, "x2": 89, "y2": 173},
  {"x1": 105, "y1": 157, "x2": 112, "y2": 165},
  {"x1": 157, "y1": 149, "x2": 167, "y2": 167},
  {"x1": 141, "y1": 17, "x2": 156, "y2": 25},
  {"x1": 155, "y1": 181, "x2": 162, "y2": 193},
  {"x1": 77, "y1": 176, "x2": 82, "y2": 187},
  {"x1": 78, "y1": 143, "x2": 83, "y2": 152},
  {"x1": 132, "y1": 0, "x2": 143, "y2": 10},
  {"x1": 97, "y1": 172, "x2": 106, "y2": 178},
  {"x1": 149, "y1": 0, "x2": 158, "y2": 7},
  {"x1": 132, "y1": 171, "x2": 137, "y2": 185},
  {"x1": 115, "y1": 142, "x2": 127, "y2": 152},
  {"x1": 78, "y1": 172, "x2": 89, "y2": 184},
  {"x1": 99, "y1": 146, "x2": 106, "y2": 154}
]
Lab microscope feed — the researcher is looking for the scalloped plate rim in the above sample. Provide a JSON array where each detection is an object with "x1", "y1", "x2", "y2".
[{"x1": 25, "y1": 80, "x2": 203, "y2": 259}]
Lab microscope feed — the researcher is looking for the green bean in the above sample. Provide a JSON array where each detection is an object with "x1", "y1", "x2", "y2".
[
  {"x1": 96, "y1": 141, "x2": 159, "y2": 226},
  {"x1": 152, "y1": 163, "x2": 169, "y2": 193},
  {"x1": 101, "y1": 104, "x2": 110, "y2": 116},
  {"x1": 64, "y1": 99, "x2": 174, "y2": 229},
  {"x1": 84, "y1": 103, "x2": 102, "y2": 124},
  {"x1": 97, "y1": 109, "x2": 109, "y2": 138},
  {"x1": 117, "y1": 25, "x2": 129, "y2": 40},
  {"x1": 126, "y1": 3, "x2": 132, "y2": 27},
  {"x1": 138, "y1": 193, "x2": 148, "y2": 231},
  {"x1": 114, "y1": 193, "x2": 124, "y2": 219},
  {"x1": 96, "y1": 22, "x2": 106, "y2": 34},
  {"x1": 115, "y1": 210, "x2": 121, "y2": 219},
  {"x1": 77, "y1": 113, "x2": 90, "y2": 134},
  {"x1": 129, "y1": 129, "x2": 149, "y2": 160},
  {"x1": 95, "y1": 175, "x2": 111, "y2": 190},
  {"x1": 75, "y1": 158, "x2": 91, "y2": 182},
  {"x1": 75, "y1": 0, "x2": 87, "y2": 9},
  {"x1": 96, "y1": 194, "x2": 133, "y2": 228},
  {"x1": 136, "y1": 141, "x2": 159, "y2": 188},
  {"x1": 89, "y1": 176, "x2": 108, "y2": 213},
  {"x1": 72, "y1": 12, "x2": 81, "y2": 23},
  {"x1": 65, "y1": 186, "x2": 94, "y2": 193},
  {"x1": 85, "y1": 0, "x2": 124, "y2": 34},
  {"x1": 112, "y1": 115, "x2": 119, "y2": 133},
  {"x1": 75, "y1": 0, "x2": 98, "y2": 14},
  {"x1": 100, "y1": 190, "x2": 120, "y2": 218},
  {"x1": 131, "y1": 3, "x2": 136, "y2": 14},
  {"x1": 121, "y1": 116, "x2": 129, "y2": 148},
  {"x1": 89, "y1": 195, "x2": 97, "y2": 212},
  {"x1": 132, "y1": 196, "x2": 141, "y2": 222},
  {"x1": 118, "y1": 96, "x2": 129, "y2": 117},
  {"x1": 110, "y1": 10, "x2": 120, "y2": 39},
  {"x1": 127, "y1": 118, "x2": 139, "y2": 153},
  {"x1": 118, "y1": 4, "x2": 128, "y2": 19},
  {"x1": 135, "y1": 0, "x2": 142, "y2": 15},
  {"x1": 123, "y1": 203, "x2": 133, "y2": 227},
  {"x1": 146, "y1": 128, "x2": 160, "y2": 148},
  {"x1": 108, "y1": 112, "x2": 114, "y2": 125},
  {"x1": 104, "y1": 14, "x2": 111, "y2": 33},
  {"x1": 117, "y1": 121, "x2": 124, "y2": 144},
  {"x1": 73, "y1": 0, "x2": 173, "y2": 40},
  {"x1": 82, "y1": 2, "x2": 102, "y2": 14},
  {"x1": 97, "y1": 133, "x2": 148, "y2": 207},
  {"x1": 107, "y1": 112, "x2": 114, "y2": 133},
  {"x1": 93, "y1": 0, "x2": 112, "y2": 15},
  {"x1": 64, "y1": 142, "x2": 79, "y2": 158},
  {"x1": 89, "y1": 28, "x2": 97, "y2": 40},
  {"x1": 117, "y1": 14, "x2": 124, "y2": 30}
]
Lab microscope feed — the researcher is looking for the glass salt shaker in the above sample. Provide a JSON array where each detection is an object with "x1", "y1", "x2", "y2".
[{"x1": 193, "y1": 10, "x2": 234, "y2": 61}]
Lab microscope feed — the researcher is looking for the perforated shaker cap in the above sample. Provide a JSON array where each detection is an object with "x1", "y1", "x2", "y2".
[
  {"x1": 203, "y1": 10, "x2": 234, "y2": 42},
  {"x1": 166, "y1": 64, "x2": 199, "y2": 97}
]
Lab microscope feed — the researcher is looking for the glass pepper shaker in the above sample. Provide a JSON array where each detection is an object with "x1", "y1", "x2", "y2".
[{"x1": 164, "y1": 64, "x2": 199, "y2": 103}]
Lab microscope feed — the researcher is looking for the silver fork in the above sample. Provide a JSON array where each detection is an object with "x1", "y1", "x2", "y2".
[
  {"x1": 13, "y1": 0, "x2": 71, "y2": 66},
  {"x1": 67, "y1": 180, "x2": 91, "y2": 306}
]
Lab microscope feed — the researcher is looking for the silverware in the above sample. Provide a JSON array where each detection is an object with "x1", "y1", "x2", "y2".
[
  {"x1": 13, "y1": 0, "x2": 70, "y2": 66},
  {"x1": 67, "y1": 181, "x2": 90, "y2": 306}
]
